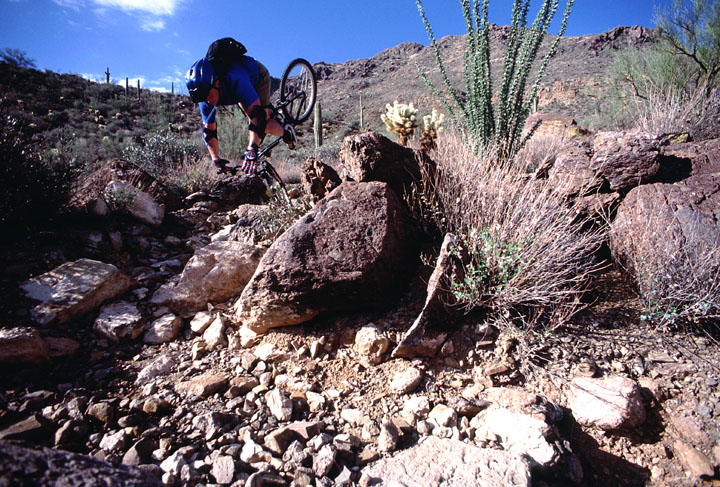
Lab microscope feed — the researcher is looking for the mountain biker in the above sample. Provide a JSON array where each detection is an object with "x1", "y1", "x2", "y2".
[{"x1": 185, "y1": 55, "x2": 297, "y2": 175}]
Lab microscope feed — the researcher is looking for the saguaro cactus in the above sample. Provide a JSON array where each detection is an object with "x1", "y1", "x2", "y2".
[{"x1": 381, "y1": 101, "x2": 418, "y2": 146}]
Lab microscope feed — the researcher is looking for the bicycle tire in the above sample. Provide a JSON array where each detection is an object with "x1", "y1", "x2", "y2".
[
  {"x1": 264, "y1": 162, "x2": 292, "y2": 206},
  {"x1": 280, "y1": 58, "x2": 317, "y2": 125}
]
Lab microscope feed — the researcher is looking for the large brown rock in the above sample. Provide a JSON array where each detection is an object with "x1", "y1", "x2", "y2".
[
  {"x1": 0, "y1": 327, "x2": 49, "y2": 366},
  {"x1": 590, "y1": 131, "x2": 660, "y2": 192},
  {"x1": 233, "y1": 181, "x2": 417, "y2": 333},
  {"x1": 72, "y1": 158, "x2": 183, "y2": 213},
  {"x1": 548, "y1": 132, "x2": 661, "y2": 196},
  {"x1": 151, "y1": 241, "x2": 265, "y2": 317},
  {"x1": 660, "y1": 137, "x2": 720, "y2": 177},
  {"x1": 339, "y1": 131, "x2": 436, "y2": 199},
  {"x1": 20, "y1": 259, "x2": 132, "y2": 326},
  {"x1": 609, "y1": 173, "x2": 720, "y2": 280}
]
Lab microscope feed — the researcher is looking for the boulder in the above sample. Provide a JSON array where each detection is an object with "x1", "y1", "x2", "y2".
[
  {"x1": 609, "y1": 173, "x2": 720, "y2": 285},
  {"x1": 546, "y1": 142, "x2": 600, "y2": 197},
  {"x1": 659, "y1": 137, "x2": 720, "y2": 177},
  {"x1": 105, "y1": 180, "x2": 165, "y2": 226},
  {"x1": 233, "y1": 181, "x2": 417, "y2": 333},
  {"x1": 568, "y1": 375, "x2": 646, "y2": 430},
  {"x1": 0, "y1": 327, "x2": 49, "y2": 366},
  {"x1": 549, "y1": 132, "x2": 661, "y2": 196},
  {"x1": 301, "y1": 157, "x2": 342, "y2": 201},
  {"x1": 21, "y1": 259, "x2": 132, "y2": 326},
  {"x1": 151, "y1": 241, "x2": 265, "y2": 317},
  {"x1": 590, "y1": 131, "x2": 660, "y2": 192},
  {"x1": 93, "y1": 301, "x2": 145, "y2": 342},
  {"x1": 362, "y1": 436, "x2": 531, "y2": 487},
  {"x1": 0, "y1": 441, "x2": 161, "y2": 487},
  {"x1": 208, "y1": 175, "x2": 268, "y2": 208},
  {"x1": 71, "y1": 158, "x2": 182, "y2": 213},
  {"x1": 339, "y1": 131, "x2": 436, "y2": 200}
]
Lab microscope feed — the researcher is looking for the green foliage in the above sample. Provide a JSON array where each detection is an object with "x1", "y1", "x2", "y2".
[
  {"x1": 1, "y1": 48, "x2": 36, "y2": 68},
  {"x1": 0, "y1": 116, "x2": 76, "y2": 228},
  {"x1": 416, "y1": 0, "x2": 574, "y2": 158},
  {"x1": 217, "y1": 105, "x2": 250, "y2": 160},
  {"x1": 103, "y1": 182, "x2": 138, "y2": 213},
  {"x1": 451, "y1": 229, "x2": 532, "y2": 305},
  {"x1": 612, "y1": 0, "x2": 720, "y2": 137},
  {"x1": 655, "y1": 0, "x2": 720, "y2": 93},
  {"x1": 123, "y1": 129, "x2": 203, "y2": 178}
]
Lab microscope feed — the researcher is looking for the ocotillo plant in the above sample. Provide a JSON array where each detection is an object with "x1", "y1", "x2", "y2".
[
  {"x1": 381, "y1": 101, "x2": 418, "y2": 146},
  {"x1": 420, "y1": 109, "x2": 445, "y2": 151},
  {"x1": 416, "y1": 0, "x2": 574, "y2": 159}
]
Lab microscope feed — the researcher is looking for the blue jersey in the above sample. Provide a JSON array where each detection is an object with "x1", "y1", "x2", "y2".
[{"x1": 198, "y1": 55, "x2": 260, "y2": 125}]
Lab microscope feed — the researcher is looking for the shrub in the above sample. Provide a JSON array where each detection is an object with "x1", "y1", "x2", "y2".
[
  {"x1": 0, "y1": 116, "x2": 76, "y2": 229},
  {"x1": 613, "y1": 0, "x2": 720, "y2": 138},
  {"x1": 1, "y1": 48, "x2": 36, "y2": 68},
  {"x1": 416, "y1": 0, "x2": 574, "y2": 159},
  {"x1": 381, "y1": 101, "x2": 418, "y2": 146},
  {"x1": 123, "y1": 130, "x2": 203, "y2": 177},
  {"x1": 418, "y1": 131, "x2": 604, "y2": 329},
  {"x1": 216, "y1": 105, "x2": 249, "y2": 161}
]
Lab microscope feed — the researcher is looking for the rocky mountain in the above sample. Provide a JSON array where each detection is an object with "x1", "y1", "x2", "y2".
[{"x1": 314, "y1": 25, "x2": 654, "y2": 143}]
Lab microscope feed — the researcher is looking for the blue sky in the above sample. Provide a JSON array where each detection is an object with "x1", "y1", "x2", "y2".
[{"x1": 1, "y1": 0, "x2": 668, "y2": 93}]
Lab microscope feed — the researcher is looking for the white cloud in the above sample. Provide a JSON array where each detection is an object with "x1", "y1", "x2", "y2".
[
  {"x1": 92, "y1": 0, "x2": 180, "y2": 16},
  {"x1": 141, "y1": 17, "x2": 166, "y2": 31},
  {"x1": 54, "y1": 0, "x2": 182, "y2": 31}
]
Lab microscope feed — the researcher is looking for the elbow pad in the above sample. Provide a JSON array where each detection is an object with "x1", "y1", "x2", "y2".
[{"x1": 202, "y1": 127, "x2": 218, "y2": 146}]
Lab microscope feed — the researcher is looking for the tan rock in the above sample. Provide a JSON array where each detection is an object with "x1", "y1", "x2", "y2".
[{"x1": 21, "y1": 259, "x2": 131, "y2": 326}]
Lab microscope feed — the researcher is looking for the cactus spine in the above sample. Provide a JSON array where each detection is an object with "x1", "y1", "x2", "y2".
[{"x1": 381, "y1": 101, "x2": 418, "y2": 146}]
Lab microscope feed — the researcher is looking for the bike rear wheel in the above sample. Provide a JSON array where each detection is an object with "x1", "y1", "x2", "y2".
[{"x1": 280, "y1": 58, "x2": 317, "y2": 125}]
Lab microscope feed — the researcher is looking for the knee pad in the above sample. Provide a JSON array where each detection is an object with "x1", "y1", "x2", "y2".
[
  {"x1": 202, "y1": 126, "x2": 218, "y2": 146},
  {"x1": 248, "y1": 105, "x2": 267, "y2": 138}
]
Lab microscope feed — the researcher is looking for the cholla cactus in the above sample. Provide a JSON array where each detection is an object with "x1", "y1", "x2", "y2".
[
  {"x1": 420, "y1": 109, "x2": 444, "y2": 151},
  {"x1": 381, "y1": 101, "x2": 418, "y2": 146}
]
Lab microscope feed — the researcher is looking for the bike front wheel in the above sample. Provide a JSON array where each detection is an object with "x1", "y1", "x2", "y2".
[{"x1": 280, "y1": 58, "x2": 317, "y2": 125}]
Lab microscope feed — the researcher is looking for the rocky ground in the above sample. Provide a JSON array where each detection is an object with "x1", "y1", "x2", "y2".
[
  {"x1": 2, "y1": 129, "x2": 720, "y2": 487},
  {"x1": 1, "y1": 176, "x2": 719, "y2": 487}
]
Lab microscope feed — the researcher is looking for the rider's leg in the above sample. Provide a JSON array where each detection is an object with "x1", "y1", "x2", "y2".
[{"x1": 244, "y1": 99, "x2": 283, "y2": 149}]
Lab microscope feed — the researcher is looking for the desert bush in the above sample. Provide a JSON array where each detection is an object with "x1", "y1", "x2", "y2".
[
  {"x1": 123, "y1": 130, "x2": 203, "y2": 176},
  {"x1": 165, "y1": 160, "x2": 220, "y2": 195},
  {"x1": 618, "y1": 209, "x2": 720, "y2": 327},
  {"x1": 1, "y1": 48, "x2": 36, "y2": 68},
  {"x1": 0, "y1": 116, "x2": 76, "y2": 229},
  {"x1": 418, "y1": 131, "x2": 603, "y2": 328},
  {"x1": 416, "y1": 0, "x2": 574, "y2": 159},
  {"x1": 255, "y1": 196, "x2": 313, "y2": 242},
  {"x1": 613, "y1": 0, "x2": 720, "y2": 138}
]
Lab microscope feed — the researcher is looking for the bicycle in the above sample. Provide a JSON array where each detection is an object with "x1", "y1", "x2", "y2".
[{"x1": 221, "y1": 58, "x2": 317, "y2": 206}]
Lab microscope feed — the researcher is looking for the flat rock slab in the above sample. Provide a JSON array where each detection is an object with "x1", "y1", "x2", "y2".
[
  {"x1": 0, "y1": 327, "x2": 49, "y2": 366},
  {"x1": 20, "y1": 259, "x2": 131, "y2": 326},
  {"x1": 363, "y1": 436, "x2": 531, "y2": 487},
  {"x1": 0, "y1": 441, "x2": 161, "y2": 487}
]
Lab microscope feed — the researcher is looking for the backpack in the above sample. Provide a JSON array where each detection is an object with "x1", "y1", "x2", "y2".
[{"x1": 205, "y1": 38, "x2": 247, "y2": 77}]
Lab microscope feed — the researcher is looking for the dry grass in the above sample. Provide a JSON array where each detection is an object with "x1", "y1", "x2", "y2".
[
  {"x1": 633, "y1": 81, "x2": 720, "y2": 139},
  {"x1": 421, "y1": 131, "x2": 605, "y2": 329},
  {"x1": 619, "y1": 212, "x2": 720, "y2": 328}
]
